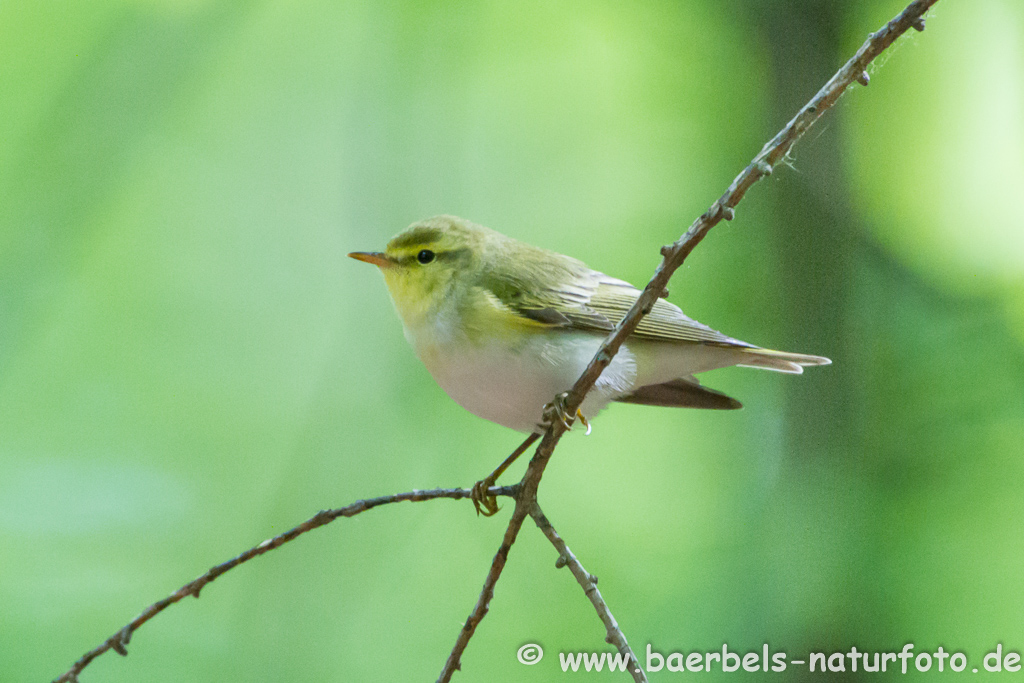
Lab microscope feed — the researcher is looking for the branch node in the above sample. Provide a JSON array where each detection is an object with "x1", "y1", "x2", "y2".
[
  {"x1": 555, "y1": 555, "x2": 568, "y2": 569},
  {"x1": 912, "y1": 16, "x2": 926, "y2": 31},
  {"x1": 659, "y1": 244, "x2": 673, "y2": 258},
  {"x1": 312, "y1": 509, "x2": 333, "y2": 525},
  {"x1": 719, "y1": 205, "x2": 735, "y2": 221},
  {"x1": 755, "y1": 160, "x2": 773, "y2": 176},
  {"x1": 108, "y1": 627, "x2": 132, "y2": 657},
  {"x1": 589, "y1": 573, "x2": 599, "y2": 585},
  {"x1": 659, "y1": 287, "x2": 669, "y2": 299},
  {"x1": 856, "y1": 70, "x2": 870, "y2": 86}
]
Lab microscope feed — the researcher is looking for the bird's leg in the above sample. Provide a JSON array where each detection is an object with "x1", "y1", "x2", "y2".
[
  {"x1": 472, "y1": 395, "x2": 590, "y2": 515},
  {"x1": 471, "y1": 432, "x2": 541, "y2": 516}
]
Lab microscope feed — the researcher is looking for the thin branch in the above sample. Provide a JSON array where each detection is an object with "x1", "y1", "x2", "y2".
[
  {"x1": 437, "y1": 493, "x2": 532, "y2": 681},
  {"x1": 530, "y1": 503, "x2": 647, "y2": 683},
  {"x1": 51, "y1": 486, "x2": 518, "y2": 683},
  {"x1": 439, "y1": 0, "x2": 939, "y2": 679}
]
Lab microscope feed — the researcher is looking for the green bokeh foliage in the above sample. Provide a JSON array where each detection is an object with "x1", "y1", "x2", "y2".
[{"x1": 2, "y1": 1, "x2": 1022, "y2": 681}]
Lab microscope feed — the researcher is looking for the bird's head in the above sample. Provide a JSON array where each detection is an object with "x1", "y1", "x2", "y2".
[{"x1": 349, "y1": 215, "x2": 492, "y2": 329}]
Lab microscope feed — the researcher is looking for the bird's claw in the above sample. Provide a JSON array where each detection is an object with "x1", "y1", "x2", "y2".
[
  {"x1": 471, "y1": 477, "x2": 500, "y2": 516},
  {"x1": 541, "y1": 394, "x2": 592, "y2": 435},
  {"x1": 577, "y1": 410, "x2": 592, "y2": 436}
]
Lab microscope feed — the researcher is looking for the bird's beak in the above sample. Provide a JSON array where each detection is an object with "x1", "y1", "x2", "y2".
[{"x1": 348, "y1": 251, "x2": 394, "y2": 268}]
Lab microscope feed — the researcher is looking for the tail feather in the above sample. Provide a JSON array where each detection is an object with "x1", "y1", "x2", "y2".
[{"x1": 736, "y1": 348, "x2": 831, "y2": 374}]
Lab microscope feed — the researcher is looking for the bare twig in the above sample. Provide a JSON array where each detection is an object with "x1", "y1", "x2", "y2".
[
  {"x1": 437, "y1": 492, "x2": 532, "y2": 680},
  {"x1": 530, "y1": 503, "x2": 647, "y2": 683},
  {"x1": 439, "y1": 0, "x2": 939, "y2": 679},
  {"x1": 51, "y1": 486, "x2": 517, "y2": 683},
  {"x1": 563, "y1": 0, "x2": 940, "y2": 425}
]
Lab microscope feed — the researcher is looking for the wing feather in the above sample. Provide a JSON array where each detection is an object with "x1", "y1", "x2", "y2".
[
  {"x1": 479, "y1": 254, "x2": 751, "y2": 348},
  {"x1": 588, "y1": 277, "x2": 752, "y2": 346}
]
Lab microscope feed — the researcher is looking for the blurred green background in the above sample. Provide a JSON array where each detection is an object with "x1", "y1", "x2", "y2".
[{"x1": 3, "y1": 1, "x2": 1023, "y2": 681}]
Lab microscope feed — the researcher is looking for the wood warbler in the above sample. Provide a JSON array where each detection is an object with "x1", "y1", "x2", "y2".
[
  {"x1": 352, "y1": 215, "x2": 830, "y2": 514},
  {"x1": 350, "y1": 215, "x2": 830, "y2": 434}
]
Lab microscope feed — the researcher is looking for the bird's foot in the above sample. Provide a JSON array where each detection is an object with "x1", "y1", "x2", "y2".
[
  {"x1": 471, "y1": 477, "x2": 501, "y2": 517},
  {"x1": 469, "y1": 433, "x2": 540, "y2": 517},
  {"x1": 540, "y1": 394, "x2": 592, "y2": 435},
  {"x1": 542, "y1": 393, "x2": 575, "y2": 430}
]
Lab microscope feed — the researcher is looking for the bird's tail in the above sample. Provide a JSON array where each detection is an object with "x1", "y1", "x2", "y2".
[{"x1": 736, "y1": 347, "x2": 831, "y2": 374}]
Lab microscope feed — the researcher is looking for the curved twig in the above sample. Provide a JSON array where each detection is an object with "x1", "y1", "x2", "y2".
[{"x1": 51, "y1": 486, "x2": 518, "y2": 683}]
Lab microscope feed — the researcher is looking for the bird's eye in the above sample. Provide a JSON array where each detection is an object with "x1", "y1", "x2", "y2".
[{"x1": 417, "y1": 250, "x2": 435, "y2": 264}]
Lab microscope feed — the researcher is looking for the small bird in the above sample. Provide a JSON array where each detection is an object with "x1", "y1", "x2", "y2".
[{"x1": 350, "y1": 215, "x2": 829, "y2": 512}]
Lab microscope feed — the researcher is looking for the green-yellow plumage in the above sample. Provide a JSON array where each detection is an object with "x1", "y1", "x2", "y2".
[{"x1": 350, "y1": 215, "x2": 830, "y2": 433}]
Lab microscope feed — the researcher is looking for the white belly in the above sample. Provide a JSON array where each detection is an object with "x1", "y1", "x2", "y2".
[{"x1": 416, "y1": 332, "x2": 638, "y2": 433}]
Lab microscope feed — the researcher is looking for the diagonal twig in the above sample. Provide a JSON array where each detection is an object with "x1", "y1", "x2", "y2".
[
  {"x1": 437, "y1": 490, "x2": 534, "y2": 680},
  {"x1": 560, "y1": 0, "x2": 940, "y2": 427},
  {"x1": 51, "y1": 486, "x2": 518, "y2": 683},
  {"x1": 438, "y1": 0, "x2": 940, "y2": 679},
  {"x1": 529, "y1": 503, "x2": 647, "y2": 683}
]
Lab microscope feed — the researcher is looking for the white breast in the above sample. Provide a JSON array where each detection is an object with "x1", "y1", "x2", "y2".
[{"x1": 415, "y1": 331, "x2": 638, "y2": 433}]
